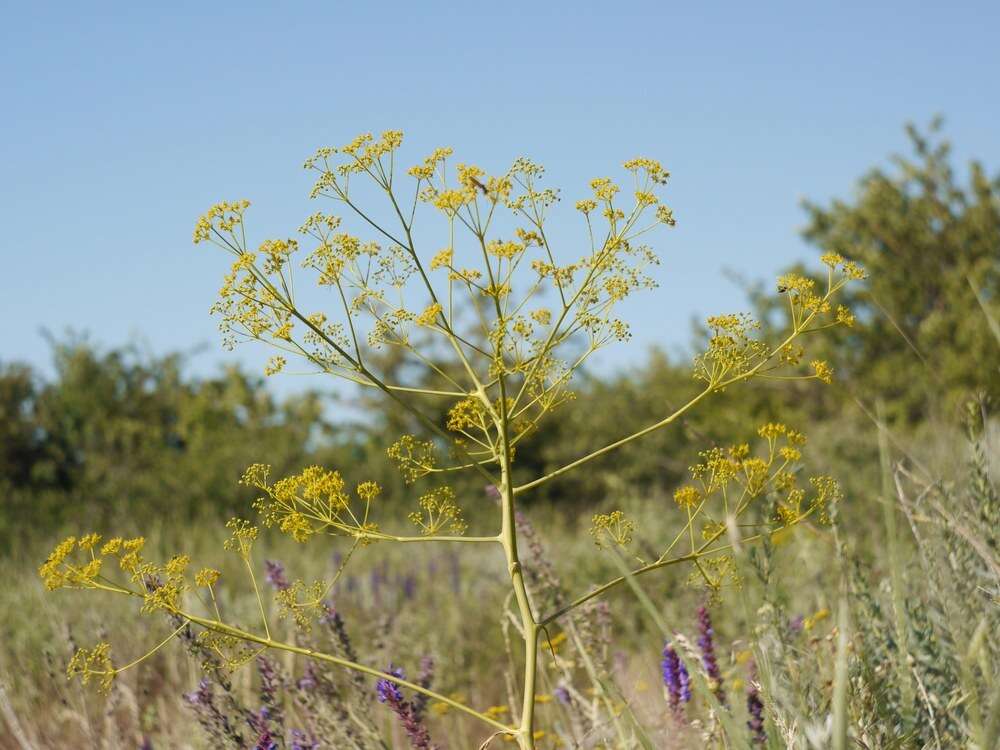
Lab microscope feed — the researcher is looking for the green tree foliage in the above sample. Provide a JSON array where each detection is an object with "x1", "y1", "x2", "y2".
[
  {"x1": 752, "y1": 120, "x2": 1000, "y2": 423},
  {"x1": 0, "y1": 337, "x2": 341, "y2": 541}
]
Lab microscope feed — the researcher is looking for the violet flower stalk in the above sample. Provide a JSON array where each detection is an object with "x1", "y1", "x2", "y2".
[
  {"x1": 184, "y1": 677, "x2": 245, "y2": 747},
  {"x1": 256, "y1": 655, "x2": 285, "y2": 733},
  {"x1": 297, "y1": 661, "x2": 319, "y2": 692},
  {"x1": 697, "y1": 605, "x2": 726, "y2": 705},
  {"x1": 320, "y1": 602, "x2": 359, "y2": 664},
  {"x1": 252, "y1": 725, "x2": 277, "y2": 750},
  {"x1": 375, "y1": 665, "x2": 438, "y2": 749},
  {"x1": 746, "y1": 661, "x2": 766, "y2": 745},
  {"x1": 515, "y1": 509, "x2": 565, "y2": 608},
  {"x1": 375, "y1": 666, "x2": 405, "y2": 704},
  {"x1": 661, "y1": 642, "x2": 691, "y2": 715}
]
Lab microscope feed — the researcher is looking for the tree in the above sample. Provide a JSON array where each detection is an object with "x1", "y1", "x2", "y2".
[
  {"x1": 790, "y1": 120, "x2": 1000, "y2": 421},
  {"x1": 0, "y1": 337, "x2": 341, "y2": 539}
]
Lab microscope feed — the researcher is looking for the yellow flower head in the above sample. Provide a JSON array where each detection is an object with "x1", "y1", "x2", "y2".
[
  {"x1": 264, "y1": 356, "x2": 286, "y2": 377},
  {"x1": 416, "y1": 303, "x2": 443, "y2": 327},
  {"x1": 590, "y1": 510, "x2": 635, "y2": 548},
  {"x1": 430, "y1": 247, "x2": 453, "y2": 270},
  {"x1": 811, "y1": 360, "x2": 834, "y2": 384},
  {"x1": 590, "y1": 177, "x2": 620, "y2": 201},
  {"x1": 195, "y1": 568, "x2": 221, "y2": 588},
  {"x1": 432, "y1": 189, "x2": 474, "y2": 214},
  {"x1": 623, "y1": 157, "x2": 670, "y2": 184},
  {"x1": 530, "y1": 308, "x2": 552, "y2": 325},
  {"x1": 78, "y1": 533, "x2": 101, "y2": 551},
  {"x1": 356, "y1": 481, "x2": 382, "y2": 503},
  {"x1": 673, "y1": 485, "x2": 701, "y2": 509}
]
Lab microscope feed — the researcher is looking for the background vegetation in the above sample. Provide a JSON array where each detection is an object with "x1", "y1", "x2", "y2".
[{"x1": 1, "y1": 124, "x2": 997, "y2": 748}]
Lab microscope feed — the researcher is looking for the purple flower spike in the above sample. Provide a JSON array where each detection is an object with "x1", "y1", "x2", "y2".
[
  {"x1": 679, "y1": 657, "x2": 691, "y2": 703},
  {"x1": 746, "y1": 661, "x2": 767, "y2": 745},
  {"x1": 297, "y1": 661, "x2": 318, "y2": 692},
  {"x1": 321, "y1": 601, "x2": 359, "y2": 663},
  {"x1": 697, "y1": 605, "x2": 726, "y2": 705},
  {"x1": 253, "y1": 727, "x2": 277, "y2": 750},
  {"x1": 375, "y1": 665, "x2": 405, "y2": 704},
  {"x1": 374, "y1": 664, "x2": 437, "y2": 749},
  {"x1": 661, "y1": 642, "x2": 691, "y2": 716}
]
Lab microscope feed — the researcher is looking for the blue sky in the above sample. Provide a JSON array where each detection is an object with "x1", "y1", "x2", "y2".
[{"x1": 2, "y1": 1, "x2": 998, "y2": 394}]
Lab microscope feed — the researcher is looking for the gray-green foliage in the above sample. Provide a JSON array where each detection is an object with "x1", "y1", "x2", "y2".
[{"x1": 746, "y1": 397, "x2": 999, "y2": 749}]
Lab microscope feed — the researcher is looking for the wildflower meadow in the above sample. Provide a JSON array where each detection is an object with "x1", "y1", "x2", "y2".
[{"x1": 3, "y1": 7, "x2": 999, "y2": 749}]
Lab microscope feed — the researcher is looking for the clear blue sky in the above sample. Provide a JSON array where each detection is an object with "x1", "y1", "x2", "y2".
[{"x1": 2, "y1": 1, "x2": 998, "y2": 393}]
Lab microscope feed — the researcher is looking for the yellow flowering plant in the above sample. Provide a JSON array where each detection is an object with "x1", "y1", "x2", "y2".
[{"x1": 41, "y1": 129, "x2": 864, "y2": 749}]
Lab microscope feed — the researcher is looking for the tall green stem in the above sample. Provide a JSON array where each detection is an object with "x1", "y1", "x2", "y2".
[{"x1": 499, "y1": 443, "x2": 539, "y2": 748}]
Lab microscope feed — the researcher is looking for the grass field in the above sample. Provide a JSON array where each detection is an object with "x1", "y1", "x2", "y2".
[{"x1": 3, "y1": 412, "x2": 997, "y2": 749}]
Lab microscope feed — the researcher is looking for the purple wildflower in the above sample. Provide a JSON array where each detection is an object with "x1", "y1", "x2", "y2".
[
  {"x1": 661, "y1": 643, "x2": 691, "y2": 715},
  {"x1": 253, "y1": 728, "x2": 277, "y2": 750},
  {"x1": 401, "y1": 574, "x2": 417, "y2": 601},
  {"x1": 184, "y1": 678, "x2": 211, "y2": 708},
  {"x1": 679, "y1": 659, "x2": 691, "y2": 703},
  {"x1": 484, "y1": 484, "x2": 502, "y2": 503},
  {"x1": 375, "y1": 665, "x2": 405, "y2": 704},
  {"x1": 554, "y1": 685, "x2": 572, "y2": 706},
  {"x1": 249, "y1": 706, "x2": 280, "y2": 750},
  {"x1": 321, "y1": 602, "x2": 359, "y2": 664},
  {"x1": 184, "y1": 677, "x2": 245, "y2": 747},
  {"x1": 297, "y1": 661, "x2": 319, "y2": 692},
  {"x1": 746, "y1": 662, "x2": 766, "y2": 745},
  {"x1": 515, "y1": 510, "x2": 565, "y2": 608},
  {"x1": 375, "y1": 664, "x2": 437, "y2": 749},
  {"x1": 264, "y1": 560, "x2": 290, "y2": 591},
  {"x1": 697, "y1": 605, "x2": 726, "y2": 705},
  {"x1": 256, "y1": 655, "x2": 285, "y2": 732}
]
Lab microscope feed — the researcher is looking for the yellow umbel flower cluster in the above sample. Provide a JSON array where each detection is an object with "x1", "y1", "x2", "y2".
[
  {"x1": 387, "y1": 434, "x2": 439, "y2": 484},
  {"x1": 66, "y1": 642, "x2": 115, "y2": 693},
  {"x1": 244, "y1": 464, "x2": 384, "y2": 543},
  {"x1": 193, "y1": 199, "x2": 251, "y2": 244},
  {"x1": 693, "y1": 253, "x2": 865, "y2": 388},
  {"x1": 589, "y1": 510, "x2": 636, "y2": 548},
  {"x1": 408, "y1": 486, "x2": 468, "y2": 536}
]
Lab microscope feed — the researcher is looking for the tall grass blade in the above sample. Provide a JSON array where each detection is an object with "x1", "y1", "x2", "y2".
[{"x1": 832, "y1": 597, "x2": 849, "y2": 750}]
